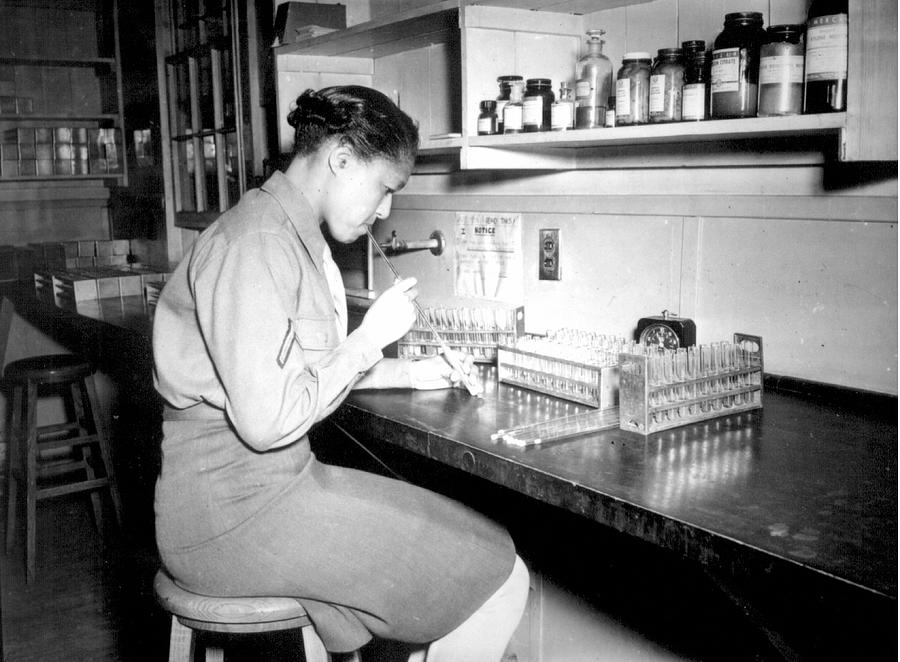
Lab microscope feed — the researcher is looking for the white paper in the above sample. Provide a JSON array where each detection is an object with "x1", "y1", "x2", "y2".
[{"x1": 454, "y1": 212, "x2": 523, "y2": 302}]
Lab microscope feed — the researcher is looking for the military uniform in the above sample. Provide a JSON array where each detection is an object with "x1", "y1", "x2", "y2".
[{"x1": 152, "y1": 172, "x2": 515, "y2": 652}]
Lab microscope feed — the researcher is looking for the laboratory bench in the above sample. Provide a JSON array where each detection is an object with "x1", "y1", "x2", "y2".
[{"x1": 1, "y1": 287, "x2": 896, "y2": 659}]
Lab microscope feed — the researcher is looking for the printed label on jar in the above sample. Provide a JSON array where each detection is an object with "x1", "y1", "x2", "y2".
[
  {"x1": 682, "y1": 83, "x2": 706, "y2": 120},
  {"x1": 649, "y1": 74, "x2": 666, "y2": 113},
  {"x1": 551, "y1": 103, "x2": 573, "y2": 130},
  {"x1": 523, "y1": 97, "x2": 544, "y2": 127},
  {"x1": 477, "y1": 116, "x2": 495, "y2": 134},
  {"x1": 503, "y1": 105, "x2": 523, "y2": 131},
  {"x1": 615, "y1": 78, "x2": 631, "y2": 117},
  {"x1": 806, "y1": 14, "x2": 848, "y2": 80},
  {"x1": 711, "y1": 48, "x2": 741, "y2": 93},
  {"x1": 575, "y1": 79, "x2": 593, "y2": 100},
  {"x1": 759, "y1": 55, "x2": 804, "y2": 86}
]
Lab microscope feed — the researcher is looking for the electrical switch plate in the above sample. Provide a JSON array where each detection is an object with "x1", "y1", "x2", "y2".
[{"x1": 539, "y1": 228, "x2": 560, "y2": 280}]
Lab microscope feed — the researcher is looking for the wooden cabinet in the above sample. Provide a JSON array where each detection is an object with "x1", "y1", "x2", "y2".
[
  {"x1": 0, "y1": 0, "x2": 127, "y2": 183},
  {"x1": 274, "y1": 0, "x2": 896, "y2": 170},
  {"x1": 154, "y1": 0, "x2": 268, "y2": 232}
]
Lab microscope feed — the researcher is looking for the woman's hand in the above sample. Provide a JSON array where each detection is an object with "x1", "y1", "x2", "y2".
[
  {"x1": 359, "y1": 277, "x2": 418, "y2": 349},
  {"x1": 410, "y1": 350, "x2": 477, "y2": 390}
]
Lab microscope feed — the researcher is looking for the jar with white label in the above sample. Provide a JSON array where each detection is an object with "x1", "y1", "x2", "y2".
[
  {"x1": 503, "y1": 79, "x2": 525, "y2": 134},
  {"x1": 523, "y1": 78, "x2": 554, "y2": 132},
  {"x1": 803, "y1": 0, "x2": 847, "y2": 113},
  {"x1": 477, "y1": 100, "x2": 498, "y2": 135},
  {"x1": 615, "y1": 53, "x2": 652, "y2": 126},
  {"x1": 758, "y1": 25, "x2": 805, "y2": 117},
  {"x1": 710, "y1": 12, "x2": 765, "y2": 119},
  {"x1": 496, "y1": 75, "x2": 523, "y2": 133},
  {"x1": 649, "y1": 48, "x2": 684, "y2": 123},
  {"x1": 551, "y1": 82, "x2": 575, "y2": 131},
  {"x1": 682, "y1": 50, "x2": 709, "y2": 121}
]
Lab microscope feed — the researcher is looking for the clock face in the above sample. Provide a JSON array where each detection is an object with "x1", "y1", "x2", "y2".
[{"x1": 639, "y1": 323, "x2": 681, "y2": 350}]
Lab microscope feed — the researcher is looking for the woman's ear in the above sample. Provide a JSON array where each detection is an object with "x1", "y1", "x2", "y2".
[{"x1": 327, "y1": 144, "x2": 354, "y2": 176}]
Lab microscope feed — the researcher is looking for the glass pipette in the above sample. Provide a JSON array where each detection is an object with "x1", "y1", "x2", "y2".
[{"x1": 366, "y1": 228, "x2": 484, "y2": 397}]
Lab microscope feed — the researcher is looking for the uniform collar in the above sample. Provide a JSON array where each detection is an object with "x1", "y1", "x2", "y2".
[{"x1": 260, "y1": 170, "x2": 328, "y2": 273}]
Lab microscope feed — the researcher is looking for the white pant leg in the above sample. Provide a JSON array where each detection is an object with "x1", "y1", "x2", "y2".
[{"x1": 408, "y1": 555, "x2": 530, "y2": 662}]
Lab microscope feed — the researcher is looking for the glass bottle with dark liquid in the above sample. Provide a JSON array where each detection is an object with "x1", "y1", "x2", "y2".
[{"x1": 803, "y1": 0, "x2": 848, "y2": 113}]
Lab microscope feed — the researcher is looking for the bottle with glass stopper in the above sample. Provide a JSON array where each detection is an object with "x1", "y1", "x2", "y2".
[{"x1": 574, "y1": 29, "x2": 613, "y2": 129}]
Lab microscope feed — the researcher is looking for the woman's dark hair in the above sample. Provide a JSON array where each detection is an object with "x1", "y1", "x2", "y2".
[{"x1": 287, "y1": 86, "x2": 419, "y2": 165}]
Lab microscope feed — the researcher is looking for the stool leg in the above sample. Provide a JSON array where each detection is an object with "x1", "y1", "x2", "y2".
[
  {"x1": 205, "y1": 646, "x2": 225, "y2": 662},
  {"x1": 70, "y1": 382, "x2": 105, "y2": 533},
  {"x1": 25, "y1": 379, "x2": 38, "y2": 584},
  {"x1": 301, "y1": 623, "x2": 332, "y2": 662},
  {"x1": 5, "y1": 383, "x2": 23, "y2": 553},
  {"x1": 83, "y1": 374, "x2": 123, "y2": 527},
  {"x1": 168, "y1": 616, "x2": 196, "y2": 662}
]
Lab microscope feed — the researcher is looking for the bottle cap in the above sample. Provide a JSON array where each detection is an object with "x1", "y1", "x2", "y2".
[
  {"x1": 480, "y1": 99, "x2": 497, "y2": 111},
  {"x1": 681, "y1": 40, "x2": 706, "y2": 53},
  {"x1": 526, "y1": 78, "x2": 552, "y2": 87},
  {"x1": 623, "y1": 51, "x2": 652, "y2": 61}
]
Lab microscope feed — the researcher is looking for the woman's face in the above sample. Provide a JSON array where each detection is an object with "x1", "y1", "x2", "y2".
[{"x1": 323, "y1": 148, "x2": 412, "y2": 244}]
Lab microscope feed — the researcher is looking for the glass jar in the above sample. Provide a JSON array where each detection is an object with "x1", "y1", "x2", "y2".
[
  {"x1": 551, "y1": 82, "x2": 575, "y2": 131},
  {"x1": 503, "y1": 79, "x2": 525, "y2": 134},
  {"x1": 615, "y1": 52, "x2": 652, "y2": 125},
  {"x1": 523, "y1": 78, "x2": 554, "y2": 132},
  {"x1": 804, "y1": 0, "x2": 847, "y2": 113},
  {"x1": 710, "y1": 11, "x2": 766, "y2": 119},
  {"x1": 496, "y1": 75, "x2": 523, "y2": 133},
  {"x1": 477, "y1": 99, "x2": 498, "y2": 135},
  {"x1": 605, "y1": 96, "x2": 616, "y2": 127},
  {"x1": 650, "y1": 48, "x2": 685, "y2": 123},
  {"x1": 682, "y1": 50, "x2": 709, "y2": 121},
  {"x1": 758, "y1": 25, "x2": 805, "y2": 117},
  {"x1": 574, "y1": 29, "x2": 613, "y2": 129}
]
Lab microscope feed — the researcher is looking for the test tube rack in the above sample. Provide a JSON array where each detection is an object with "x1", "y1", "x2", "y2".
[
  {"x1": 496, "y1": 331, "x2": 636, "y2": 409},
  {"x1": 618, "y1": 333, "x2": 764, "y2": 435},
  {"x1": 398, "y1": 303, "x2": 525, "y2": 363}
]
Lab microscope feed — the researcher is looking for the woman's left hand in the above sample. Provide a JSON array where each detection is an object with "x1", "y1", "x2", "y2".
[{"x1": 409, "y1": 350, "x2": 477, "y2": 391}]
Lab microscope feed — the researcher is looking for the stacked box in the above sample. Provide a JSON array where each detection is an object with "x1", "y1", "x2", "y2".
[
  {"x1": 14, "y1": 246, "x2": 34, "y2": 281},
  {"x1": 0, "y1": 245, "x2": 17, "y2": 282},
  {"x1": 35, "y1": 128, "x2": 52, "y2": 175},
  {"x1": 54, "y1": 127, "x2": 74, "y2": 175}
]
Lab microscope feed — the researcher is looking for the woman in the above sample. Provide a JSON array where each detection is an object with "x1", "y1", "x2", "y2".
[{"x1": 152, "y1": 86, "x2": 529, "y2": 661}]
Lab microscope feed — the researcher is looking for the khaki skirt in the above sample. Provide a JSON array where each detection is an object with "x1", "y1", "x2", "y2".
[{"x1": 154, "y1": 418, "x2": 516, "y2": 652}]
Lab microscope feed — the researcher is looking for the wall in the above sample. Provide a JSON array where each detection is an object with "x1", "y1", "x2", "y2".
[{"x1": 374, "y1": 162, "x2": 897, "y2": 395}]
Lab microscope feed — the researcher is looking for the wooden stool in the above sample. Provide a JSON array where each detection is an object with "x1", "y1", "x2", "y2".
[
  {"x1": 3, "y1": 353, "x2": 123, "y2": 583},
  {"x1": 154, "y1": 570, "x2": 359, "y2": 662}
]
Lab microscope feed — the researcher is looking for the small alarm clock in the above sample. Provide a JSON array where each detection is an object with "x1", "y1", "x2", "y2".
[{"x1": 635, "y1": 310, "x2": 696, "y2": 350}]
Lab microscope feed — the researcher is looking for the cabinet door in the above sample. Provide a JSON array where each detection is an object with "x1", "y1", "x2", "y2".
[{"x1": 843, "y1": 0, "x2": 897, "y2": 161}]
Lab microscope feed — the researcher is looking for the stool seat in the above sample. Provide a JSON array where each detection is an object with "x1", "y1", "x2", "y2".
[
  {"x1": 3, "y1": 354, "x2": 93, "y2": 385},
  {"x1": 153, "y1": 570, "x2": 350, "y2": 662},
  {"x1": 154, "y1": 571, "x2": 311, "y2": 632}
]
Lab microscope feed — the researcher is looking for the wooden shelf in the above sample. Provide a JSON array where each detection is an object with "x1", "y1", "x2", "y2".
[
  {"x1": 0, "y1": 56, "x2": 116, "y2": 68},
  {"x1": 468, "y1": 113, "x2": 847, "y2": 149},
  {"x1": 0, "y1": 114, "x2": 120, "y2": 123},
  {"x1": 0, "y1": 174, "x2": 125, "y2": 183},
  {"x1": 275, "y1": 1, "x2": 459, "y2": 59}
]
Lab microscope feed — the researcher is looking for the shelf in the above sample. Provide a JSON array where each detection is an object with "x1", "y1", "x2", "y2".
[
  {"x1": 0, "y1": 56, "x2": 116, "y2": 68},
  {"x1": 468, "y1": 113, "x2": 847, "y2": 149},
  {"x1": 0, "y1": 114, "x2": 120, "y2": 123},
  {"x1": 275, "y1": 0, "x2": 459, "y2": 59},
  {"x1": 0, "y1": 175, "x2": 125, "y2": 182}
]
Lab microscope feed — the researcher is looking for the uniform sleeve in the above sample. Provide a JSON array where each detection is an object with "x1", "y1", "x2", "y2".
[{"x1": 191, "y1": 230, "x2": 383, "y2": 451}]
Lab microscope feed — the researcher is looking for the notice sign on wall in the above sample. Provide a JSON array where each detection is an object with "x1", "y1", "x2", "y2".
[{"x1": 454, "y1": 212, "x2": 523, "y2": 301}]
